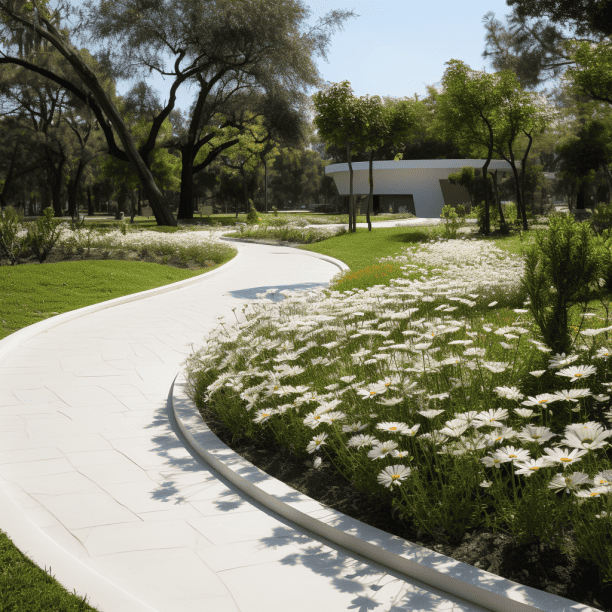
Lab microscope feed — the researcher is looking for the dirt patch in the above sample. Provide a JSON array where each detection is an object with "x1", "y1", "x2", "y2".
[{"x1": 196, "y1": 400, "x2": 611, "y2": 611}]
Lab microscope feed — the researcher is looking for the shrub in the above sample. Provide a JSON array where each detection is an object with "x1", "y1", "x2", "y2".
[
  {"x1": 272, "y1": 205, "x2": 279, "y2": 216},
  {"x1": 246, "y1": 200, "x2": 259, "y2": 225},
  {"x1": 0, "y1": 207, "x2": 30, "y2": 265},
  {"x1": 591, "y1": 201, "x2": 612, "y2": 235},
  {"x1": 27, "y1": 208, "x2": 63, "y2": 263},
  {"x1": 439, "y1": 205, "x2": 465, "y2": 239},
  {"x1": 520, "y1": 213, "x2": 609, "y2": 354}
]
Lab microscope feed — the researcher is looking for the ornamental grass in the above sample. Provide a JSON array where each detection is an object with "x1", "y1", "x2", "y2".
[{"x1": 185, "y1": 233, "x2": 612, "y2": 590}]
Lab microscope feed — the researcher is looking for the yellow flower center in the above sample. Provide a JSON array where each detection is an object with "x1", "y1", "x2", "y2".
[
  {"x1": 575, "y1": 373, "x2": 583, "y2": 377},
  {"x1": 509, "y1": 454, "x2": 517, "y2": 458},
  {"x1": 560, "y1": 457, "x2": 571, "y2": 462},
  {"x1": 370, "y1": 391, "x2": 377, "y2": 395},
  {"x1": 314, "y1": 415, "x2": 321, "y2": 420},
  {"x1": 529, "y1": 467, "x2": 539, "y2": 471},
  {"x1": 390, "y1": 427, "x2": 397, "y2": 430},
  {"x1": 262, "y1": 413, "x2": 269, "y2": 418},
  {"x1": 391, "y1": 474, "x2": 400, "y2": 480},
  {"x1": 539, "y1": 399, "x2": 548, "y2": 404}
]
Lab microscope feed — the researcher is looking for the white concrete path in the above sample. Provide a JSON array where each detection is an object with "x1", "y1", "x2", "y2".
[{"x1": 0, "y1": 221, "x2": 592, "y2": 612}]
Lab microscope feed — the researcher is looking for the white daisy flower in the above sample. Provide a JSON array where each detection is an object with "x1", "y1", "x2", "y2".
[
  {"x1": 530, "y1": 370, "x2": 546, "y2": 378},
  {"x1": 494, "y1": 386, "x2": 524, "y2": 401},
  {"x1": 542, "y1": 447, "x2": 588, "y2": 470},
  {"x1": 521, "y1": 394, "x2": 558, "y2": 407},
  {"x1": 347, "y1": 434, "x2": 379, "y2": 449},
  {"x1": 556, "y1": 365, "x2": 597, "y2": 382},
  {"x1": 253, "y1": 408, "x2": 275, "y2": 424},
  {"x1": 514, "y1": 457, "x2": 557, "y2": 476},
  {"x1": 367, "y1": 440, "x2": 399, "y2": 459},
  {"x1": 548, "y1": 353, "x2": 580, "y2": 369},
  {"x1": 306, "y1": 433, "x2": 329, "y2": 454},
  {"x1": 595, "y1": 348, "x2": 611, "y2": 360},
  {"x1": 377, "y1": 465, "x2": 412, "y2": 488},
  {"x1": 342, "y1": 421, "x2": 368, "y2": 433},
  {"x1": 553, "y1": 388, "x2": 592, "y2": 402},
  {"x1": 547, "y1": 471, "x2": 590, "y2": 494},
  {"x1": 376, "y1": 421, "x2": 412, "y2": 434},
  {"x1": 491, "y1": 446, "x2": 531, "y2": 464}
]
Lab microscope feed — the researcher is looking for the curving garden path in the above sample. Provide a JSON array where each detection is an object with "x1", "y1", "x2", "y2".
[{"x1": 0, "y1": 222, "x2": 589, "y2": 612}]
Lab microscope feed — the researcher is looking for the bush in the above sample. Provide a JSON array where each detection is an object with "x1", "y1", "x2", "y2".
[
  {"x1": 520, "y1": 213, "x2": 609, "y2": 354},
  {"x1": 0, "y1": 207, "x2": 30, "y2": 265},
  {"x1": 246, "y1": 200, "x2": 259, "y2": 225},
  {"x1": 591, "y1": 201, "x2": 612, "y2": 235},
  {"x1": 272, "y1": 206, "x2": 279, "y2": 217},
  {"x1": 439, "y1": 205, "x2": 465, "y2": 239},
  {"x1": 27, "y1": 207, "x2": 63, "y2": 263}
]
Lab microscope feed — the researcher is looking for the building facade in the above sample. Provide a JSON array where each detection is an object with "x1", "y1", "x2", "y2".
[{"x1": 325, "y1": 159, "x2": 513, "y2": 218}]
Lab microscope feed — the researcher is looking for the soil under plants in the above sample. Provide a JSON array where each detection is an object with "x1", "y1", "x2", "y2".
[{"x1": 196, "y1": 400, "x2": 612, "y2": 611}]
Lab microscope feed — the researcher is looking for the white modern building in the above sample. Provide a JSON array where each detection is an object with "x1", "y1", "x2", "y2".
[{"x1": 325, "y1": 159, "x2": 513, "y2": 218}]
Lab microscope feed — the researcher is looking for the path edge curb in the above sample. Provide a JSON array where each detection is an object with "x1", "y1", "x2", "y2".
[
  {"x1": 0, "y1": 244, "x2": 243, "y2": 363},
  {"x1": 171, "y1": 370, "x2": 600, "y2": 612}
]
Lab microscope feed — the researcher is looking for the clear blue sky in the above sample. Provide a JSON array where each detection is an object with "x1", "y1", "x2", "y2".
[{"x1": 113, "y1": 0, "x2": 517, "y2": 114}]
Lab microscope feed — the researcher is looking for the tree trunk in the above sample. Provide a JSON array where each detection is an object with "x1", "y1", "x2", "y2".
[
  {"x1": 87, "y1": 186, "x2": 94, "y2": 216},
  {"x1": 481, "y1": 160, "x2": 491, "y2": 235},
  {"x1": 576, "y1": 182, "x2": 587, "y2": 209},
  {"x1": 67, "y1": 161, "x2": 85, "y2": 220},
  {"x1": 367, "y1": 151, "x2": 374, "y2": 231},
  {"x1": 346, "y1": 141, "x2": 355, "y2": 233},
  {"x1": 243, "y1": 164, "x2": 249, "y2": 214},
  {"x1": 178, "y1": 146, "x2": 195, "y2": 220},
  {"x1": 517, "y1": 133, "x2": 533, "y2": 230},
  {"x1": 137, "y1": 187, "x2": 142, "y2": 216},
  {"x1": 49, "y1": 162, "x2": 64, "y2": 218},
  {"x1": 490, "y1": 169, "x2": 506, "y2": 230}
]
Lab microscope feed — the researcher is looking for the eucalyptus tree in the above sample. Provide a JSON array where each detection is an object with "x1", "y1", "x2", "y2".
[
  {"x1": 431, "y1": 60, "x2": 517, "y2": 235},
  {"x1": 312, "y1": 80, "x2": 370, "y2": 233},
  {"x1": 82, "y1": 0, "x2": 357, "y2": 220}
]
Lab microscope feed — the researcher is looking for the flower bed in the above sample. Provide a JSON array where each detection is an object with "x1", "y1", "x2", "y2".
[{"x1": 186, "y1": 234, "x2": 612, "y2": 596}]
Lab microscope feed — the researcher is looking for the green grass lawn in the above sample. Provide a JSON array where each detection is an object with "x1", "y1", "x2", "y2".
[{"x1": 0, "y1": 260, "x2": 225, "y2": 341}]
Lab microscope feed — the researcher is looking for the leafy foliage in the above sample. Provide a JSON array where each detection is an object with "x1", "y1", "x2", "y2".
[
  {"x1": 27, "y1": 207, "x2": 63, "y2": 263},
  {"x1": 521, "y1": 214, "x2": 610, "y2": 354},
  {"x1": 0, "y1": 206, "x2": 30, "y2": 265}
]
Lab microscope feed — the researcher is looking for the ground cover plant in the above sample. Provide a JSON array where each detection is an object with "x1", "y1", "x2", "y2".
[{"x1": 186, "y1": 212, "x2": 612, "y2": 610}]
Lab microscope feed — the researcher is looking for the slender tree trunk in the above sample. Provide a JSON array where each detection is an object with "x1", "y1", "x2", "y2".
[
  {"x1": 178, "y1": 146, "x2": 195, "y2": 220},
  {"x1": 576, "y1": 182, "x2": 587, "y2": 209},
  {"x1": 367, "y1": 151, "x2": 373, "y2": 232},
  {"x1": 481, "y1": 160, "x2": 491, "y2": 235},
  {"x1": 49, "y1": 162, "x2": 64, "y2": 218},
  {"x1": 137, "y1": 187, "x2": 142, "y2": 216},
  {"x1": 87, "y1": 186, "x2": 94, "y2": 216},
  {"x1": 346, "y1": 142, "x2": 355, "y2": 233},
  {"x1": 490, "y1": 169, "x2": 506, "y2": 230},
  {"x1": 516, "y1": 133, "x2": 533, "y2": 230}
]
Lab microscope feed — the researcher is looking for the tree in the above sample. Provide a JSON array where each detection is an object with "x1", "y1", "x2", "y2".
[
  {"x1": 0, "y1": 0, "x2": 177, "y2": 225},
  {"x1": 556, "y1": 119, "x2": 612, "y2": 208},
  {"x1": 351, "y1": 95, "x2": 418, "y2": 230},
  {"x1": 312, "y1": 80, "x2": 369, "y2": 233},
  {"x1": 212, "y1": 109, "x2": 279, "y2": 217},
  {"x1": 431, "y1": 60, "x2": 515, "y2": 235},
  {"x1": 481, "y1": 4, "x2": 610, "y2": 91},
  {"x1": 82, "y1": 0, "x2": 358, "y2": 220},
  {"x1": 447, "y1": 167, "x2": 478, "y2": 210},
  {"x1": 490, "y1": 82, "x2": 558, "y2": 228},
  {"x1": 506, "y1": 0, "x2": 612, "y2": 38}
]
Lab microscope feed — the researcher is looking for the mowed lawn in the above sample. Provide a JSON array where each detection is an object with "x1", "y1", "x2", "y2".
[{"x1": 0, "y1": 260, "x2": 217, "y2": 341}]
